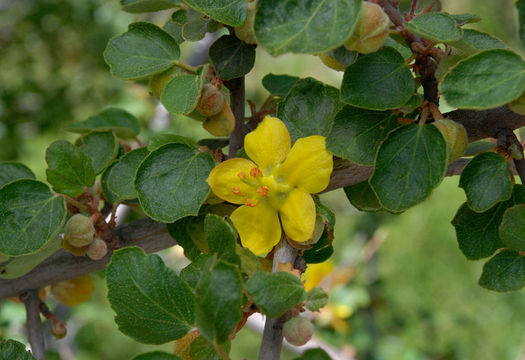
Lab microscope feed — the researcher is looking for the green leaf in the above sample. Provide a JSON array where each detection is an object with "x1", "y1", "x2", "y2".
[
  {"x1": 195, "y1": 261, "x2": 242, "y2": 343},
  {"x1": 107, "y1": 247, "x2": 195, "y2": 344},
  {"x1": 163, "y1": 20, "x2": 185, "y2": 44},
  {"x1": 262, "y1": 74, "x2": 299, "y2": 97},
  {"x1": 103, "y1": 148, "x2": 150, "y2": 203},
  {"x1": 464, "y1": 140, "x2": 495, "y2": 157},
  {"x1": 133, "y1": 351, "x2": 182, "y2": 360},
  {"x1": 0, "y1": 162, "x2": 35, "y2": 188},
  {"x1": 305, "y1": 287, "x2": 328, "y2": 312},
  {"x1": 516, "y1": 0, "x2": 525, "y2": 48},
  {"x1": 168, "y1": 216, "x2": 207, "y2": 261},
  {"x1": 104, "y1": 22, "x2": 180, "y2": 80},
  {"x1": 459, "y1": 152, "x2": 512, "y2": 212},
  {"x1": 384, "y1": 34, "x2": 412, "y2": 60},
  {"x1": 204, "y1": 214, "x2": 239, "y2": 264},
  {"x1": 148, "y1": 134, "x2": 197, "y2": 151},
  {"x1": 209, "y1": 35, "x2": 256, "y2": 80},
  {"x1": 135, "y1": 144, "x2": 214, "y2": 223},
  {"x1": 254, "y1": 0, "x2": 362, "y2": 56},
  {"x1": 0, "y1": 339, "x2": 36, "y2": 360},
  {"x1": 0, "y1": 235, "x2": 61, "y2": 279},
  {"x1": 180, "y1": 253, "x2": 214, "y2": 289},
  {"x1": 246, "y1": 271, "x2": 306, "y2": 318},
  {"x1": 450, "y1": 13, "x2": 481, "y2": 26},
  {"x1": 0, "y1": 180, "x2": 66, "y2": 256},
  {"x1": 184, "y1": 0, "x2": 246, "y2": 26},
  {"x1": 121, "y1": 0, "x2": 182, "y2": 13},
  {"x1": 449, "y1": 29, "x2": 505, "y2": 56},
  {"x1": 303, "y1": 231, "x2": 333, "y2": 264},
  {"x1": 499, "y1": 204, "x2": 525, "y2": 251},
  {"x1": 370, "y1": 124, "x2": 447, "y2": 212},
  {"x1": 160, "y1": 67, "x2": 207, "y2": 114},
  {"x1": 236, "y1": 246, "x2": 263, "y2": 276},
  {"x1": 440, "y1": 49, "x2": 525, "y2": 109},
  {"x1": 293, "y1": 348, "x2": 331, "y2": 360},
  {"x1": 277, "y1": 78, "x2": 340, "y2": 141},
  {"x1": 479, "y1": 250, "x2": 525, "y2": 292},
  {"x1": 405, "y1": 12, "x2": 463, "y2": 43},
  {"x1": 344, "y1": 181, "x2": 382, "y2": 212},
  {"x1": 182, "y1": 16, "x2": 208, "y2": 42},
  {"x1": 325, "y1": 46, "x2": 358, "y2": 68},
  {"x1": 75, "y1": 131, "x2": 118, "y2": 175},
  {"x1": 341, "y1": 47, "x2": 415, "y2": 111},
  {"x1": 190, "y1": 336, "x2": 230, "y2": 360},
  {"x1": 67, "y1": 108, "x2": 141, "y2": 139},
  {"x1": 326, "y1": 106, "x2": 400, "y2": 165},
  {"x1": 45, "y1": 140, "x2": 96, "y2": 197}
]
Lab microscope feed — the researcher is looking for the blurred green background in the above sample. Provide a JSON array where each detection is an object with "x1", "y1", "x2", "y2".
[{"x1": 1, "y1": 0, "x2": 525, "y2": 359}]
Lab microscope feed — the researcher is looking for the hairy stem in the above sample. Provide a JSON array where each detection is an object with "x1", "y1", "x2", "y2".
[
  {"x1": 21, "y1": 290, "x2": 45, "y2": 360},
  {"x1": 225, "y1": 77, "x2": 246, "y2": 158}
]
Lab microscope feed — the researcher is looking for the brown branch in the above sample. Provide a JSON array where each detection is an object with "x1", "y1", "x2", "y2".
[
  {"x1": 21, "y1": 290, "x2": 45, "y2": 360},
  {"x1": 225, "y1": 77, "x2": 246, "y2": 158}
]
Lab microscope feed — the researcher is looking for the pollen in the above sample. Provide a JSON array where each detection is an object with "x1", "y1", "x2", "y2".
[
  {"x1": 256, "y1": 186, "x2": 269, "y2": 197},
  {"x1": 250, "y1": 167, "x2": 262, "y2": 178},
  {"x1": 233, "y1": 187, "x2": 243, "y2": 196},
  {"x1": 245, "y1": 198, "x2": 259, "y2": 207}
]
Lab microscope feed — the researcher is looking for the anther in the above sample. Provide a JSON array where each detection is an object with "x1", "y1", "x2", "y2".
[
  {"x1": 237, "y1": 171, "x2": 247, "y2": 179},
  {"x1": 256, "y1": 186, "x2": 269, "y2": 197},
  {"x1": 250, "y1": 167, "x2": 262, "y2": 177},
  {"x1": 245, "y1": 198, "x2": 259, "y2": 207},
  {"x1": 233, "y1": 187, "x2": 243, "y2": 196}
]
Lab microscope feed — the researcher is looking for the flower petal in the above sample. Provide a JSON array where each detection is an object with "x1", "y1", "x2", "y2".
[
  {"x1": 230, "y1": 202, "x2": 281, "y2": 255},
  {"x1": 244, "y1": 115, "x2": 291, "y2": 173},
  {"x1": 207, "y1": 158, "x2": 257, "y2": 204},
  {"x1": 279, "y1": 189, "x2": 316, "y2": 242},
  {"x1": 278, "y1": 136, "x2": 333, "y2": 194}
]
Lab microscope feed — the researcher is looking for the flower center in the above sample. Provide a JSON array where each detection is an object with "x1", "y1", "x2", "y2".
[{"x1": 235, "y1": 166, "x2": 292, "y2": 208}]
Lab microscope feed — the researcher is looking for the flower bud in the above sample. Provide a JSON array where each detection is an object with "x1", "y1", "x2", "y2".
[
  {"x1": 196, "y1": 84, "x2": 225, "y2": 117},
  {"x1": 344, "y1": 2, "x2": 390, "y2": 54},
  {"x1": 86, "y1": 238, "x2": 108, "y2": 260},
  {"x1": 173, "y1": 330, "x2": 200, "y2": 360},
  {"x1": 432, "y1": 119, "x2": 468, "y2": 163},
  {"x1": 203, "y1": 99, "x2": 235, "y2": 136},
  {"x1": 51, "y1": 274, "x2": 94, "y2": 307},
  {"x1": 149, "y1": 66, "x2": 188, "y2": 99},
  {"x1": 64, "y1": 214, "x2": 95, "y2": 248},
  {"x1": 282, "y1": 316, "x2": 314, "y2": 346},
  {"x1": 235, "y1": 2, "x2": 257, "y2": 44},
  {"x1": 51, "y1": 318, "x2": 67, "y2": 339},
  {"x1": 319, "y1": 54, "x2": 346, "y2": 71}
]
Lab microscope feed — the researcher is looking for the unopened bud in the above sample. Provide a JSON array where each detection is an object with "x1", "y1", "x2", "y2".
[
  {"x1": 344, "y1": 2, "x2": 390, "y2": 54},
  {"x1": 86, "y1": 238, "x2": 108, "y2": 260},
  {"x1": 235, "y1": 2, "x2": 257, "y2": 44},
  {"x1": 282, "y1": 316, "x2": 314, "y2": 346},
  {"x1": 51, "y1": 275, "x2": 94, "y2": 307},
  {"x1": 51, "y1": 319, "x2": 67, "y2": 339},
  {"x1": 64, "y1": 214, "x2": 95, "y2": 248},
  {"x1": 196, "y1": 84, "x2": 225, "y2": 117},
  {"x1": 432, "y1": 119, "x2": 468, "y2": 163}
]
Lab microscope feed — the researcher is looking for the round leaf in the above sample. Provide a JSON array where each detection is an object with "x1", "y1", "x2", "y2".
[
  {"x1": 184, "y1": 0, "x2": 246, "y2": 26},
  {"x1": 262, "y1": 74, "x2": 299, "y2": 97},
  {"x1": 479, "y1": 250, "x2": 525, "y2": 292},
  {"x1": 0, "y1": 180, "x2": 66, "y2": 256},
  {"x1": 161, "y1": 73, "x2": 203, "y2": 115},
  {"x1": 67, "y1": 108, "x2": 141, "y2": 139},
  {"x1": 499, "y1": 204, "x2": 525, "y2": 251},
  {"x1": 0, "y1": 340, "x2": 36, "y2": 360},
  {"x1": 405, "y1": 12, "x2": 463, "y2": 43},
  {"x1": 344, "y1": 181, "x2": 383, "y2": 212},
  {"x1": 0, "y1": 162, "x2": 35, "y2": 188},
  {"x1": 75, "y1": 131, "x2": 119, "y2": 175},
  {"x1": 209, "y1": 35, "x2": 256, "y2": 80},
  {"x1": 341, "y1": 47, "x2": 416, "y2": 110}
]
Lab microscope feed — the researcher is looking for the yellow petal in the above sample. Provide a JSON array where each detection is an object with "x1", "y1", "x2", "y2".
[
  {"x1": 244, "y1": 115, "x2": 291, "y2": 173},
  {"x1": 230, "y1": 202, "x2": 281, "y2": 255},
  {"x1": 278, "y1": 136, "x2": 333, "y2": 194},
  {"x1": 279, "y1": 189, "x2": 316, "y2": 242},
  {"x1": 207, "y1": 158, "x2": 257, "y2": 204}
]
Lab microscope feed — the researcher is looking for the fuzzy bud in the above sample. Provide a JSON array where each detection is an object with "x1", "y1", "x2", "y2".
[
  {"x1": 51, "y1": 319, "x2": 67, "y2": 339},
  {"x1": 344, "y1": 2, "x2": 390, "y2": 54},
  {"x1": 282, "y1": 316, "x2": 314, "y2": 346},
  {"x1": 86, "y1": 238, "x2": 108, "y2": 260},
  {"x1": 196, "y1": 84, "x2": 225, "y2": 117},
  {"x1": 51, "y1": 274, "x2": 94, "y2": 307},
  {"x1": 64, "y1": 214, "x2": 95, "y2": 248},
  {"x1": 432, "y1": 119, "x2": 468, "y2": 163},
  {"x1": 235, "y1": 2, "x2": 257, "y2": 44}
]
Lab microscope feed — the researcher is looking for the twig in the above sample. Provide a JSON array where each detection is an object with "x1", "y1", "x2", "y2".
[
  {"x1": 21, "y1": 290, "x2": 45, "y2": 360},
  {"x1": 258, "y1": 240, "x2": 298, "y2": 360},
  {"x1": 225, "y1": 77, "x2": 246, "y2": 158},
  {"x1": 409, "y1": 0, "x2": 418, "y2": 18}
]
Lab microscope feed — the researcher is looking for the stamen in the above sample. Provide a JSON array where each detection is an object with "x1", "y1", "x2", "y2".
[
  {"x1": 233, "y1": 187, "x2": 243, "y2": 196},
  {"x1": 250, "y1": 167, "x2": 262, "y2": 178},
  {"x1": 256, "y1": 186, "x2": 269, "y2": 197},
  {"x1": 237, "y1": 171, "x2": 247, "y2": 179},
  {"x1": 245, "y1": 198, "x2": 259, "y2": 207}
]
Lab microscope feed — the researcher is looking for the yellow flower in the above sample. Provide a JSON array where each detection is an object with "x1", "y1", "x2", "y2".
[
  {"x1": 207, "y1": 116, "x2": 333, "y2": 255},
  {"x1": 302, "y1": 260, "x2": 335, "y2": 291}
]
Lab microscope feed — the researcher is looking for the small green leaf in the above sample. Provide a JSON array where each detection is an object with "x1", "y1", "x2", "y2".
[
  {"x1": 0, "y1": 339, "x2": 36, "y2": 360},
  {"x1": 184, "y1": 0, "x2": 246, "y2": 26},
  {"x1": 163, "y1": 20, "x2": 185, "y2": 44},
  {"x1": 135, "y1": 144, "x2": 214, "y2": 223},
  {"x1": 190, "y1": 336, "x2": 230, "y2": 360},
  {"x1": 246, "y1": 271, "x2": 306, "y2": 318},
  {"x1": 516, "y1": 0, "x2": 525, "y2": 48},
  {"x1": 180, "y1": 253, "x2": 214, "y2": 289},
  {"x1": 168, "y1": 216, "x2": 207, "y2": 261},
  {"x1": 479, "y1": 250, "x2": 525, "y2": 292},
  {"x1": 499, "y1": 204, "x2": 525, "y2": 251},
  {"x1": 440, "y1": 49, "x2": 525, "y2": 109},
  {"x1": 405, "y1": 12, "x2": 463, "y2": 43},
  {"x1": 325, "y1": 46, "x2": 358, "y2": 68},
  {"x1": 67, "y1": 108, "x2": 141, "y2": 139},
  {"x1": 464, "y1": 140, "x2": 496, "y2": 157},
  {"x1": 75, "y1": 131, "x2": 119, "y2": 175},
  {"x1": 449, "y1": 29, "x2": 505, "y2": 56},
  {"x1": 209, "y1": 35, "x2": 256, "y2": 80},
  {"x1": 236, "y1": 246, "x2": 263, "y2": 276},
  {"x1": 305, "y1": 287, "x2": 328, "y2": 312},
  {"x1": 195, "y1": 261, "x2": 242, "y2": 343},
  {"x1": 370, "y1": 124, "x2": 447, "y2": 212},
  {"x1": 262, "y1": 74, "x2": 299, "y2": 97},
  {"x1": 277, "y1": 78, "x2": 340, "y2": 141},
  {"x1": 255, "y1": 0, "x2": 362, "y2": 56},
  {"x1": 344, "y1": 181, "x2": 383, "y2": 212},
  {"x1": 148, "y1": 134, "x2": 197, "y2": 151},
  {"x1": 341, "y1": 47, "x2": 415, "y2": 111},
  {"x1": 161, "y1": 69, "x2": 206, "y2": 114},
  {"x1": 326, "y1": 106, "x2": 400, "y2": 165},
  {"x1": 0, "y1": 180, "x2": 66, "y2": 256},
  {"x1": 103, "y1": 148, "x2": 150, "y2": 203},
  {"x1": 0, "y1": 162, "x2": 35, "y2": 188},
  {"x1": 107, "y1": 247, "x2": 195, "y2": 344},
  {"x1": 121, "y1": 0, "x2": 182, "y2": 13},
  {"x1": 104, "y1": 22, "x2": 180, "y2": 80},
  {"x1": 303, "y1": 231, "x2": 333, "y2": 264},
  {"x1": 46, "y1": 140, "x2": 96, "y2": 197},
  {"x1": 133, "y1": 352, "x2": 182, "y2": 360},
  {"x1": 450, "y1": 13, "x2": 481, "y2": 25},
  {"x1": 205, "y1": 214, "x2": 239, "y2": 264},
  {"x1": 459, "y1": 152, "x2": 512, "y2": 212},
  {"x1": 293, "y1": 348, "x2": 331, "y2": 360}
]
